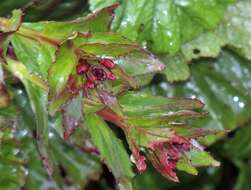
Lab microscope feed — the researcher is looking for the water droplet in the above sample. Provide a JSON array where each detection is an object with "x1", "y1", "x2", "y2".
[
  {"x1": 17, "y1": 89, "x2": 23, "y2": 95},
  {"x1": 238, "y1": 102, "x2": 245, "y2": 108},
  {"x1": 190, "y1": 139, "x2": 204, "y2": 150},
  {"x1": 130, "y1": 154, "x2": 136, "y2": 164},
  {"x1": 160, "y1": 82, "x2": 168, "y2": 90},
  {"x1": 49, "y1": 132, "x2": 54, "y2": 138},
  {"x1": 191, "y1": 95, "x2": 196, "y2": 99},
  {"x1": 167, "y1": 31, "x2": 172, "y2": 37},
  {"x1": 233, "y1": 96, "x2": 239, "y2": 102}
]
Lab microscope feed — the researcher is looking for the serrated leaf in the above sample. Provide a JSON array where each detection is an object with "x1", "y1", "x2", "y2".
[
  {"x1": 90, "y1": 0, "x2": 233, "y2": 54},
  {"x1": 21, "y1": 4, "x2": 118, "y2": 41},
  {"x1": 181, "y1": 1, "x2": 251, "y2": 61},
  {"x1": 150, "y1": 50, "x2": 251, "y2": 145},
  {"x1": 119, "y1": 91, "x2": 204, "y2": 117},
  {"x1": 84, "y1": 114, "x2": 134, "y2": 188}
]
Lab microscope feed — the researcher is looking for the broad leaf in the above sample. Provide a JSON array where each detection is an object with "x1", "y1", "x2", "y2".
[{"x1": 90, "y1": 0, "x2": 234, "y2": 54}]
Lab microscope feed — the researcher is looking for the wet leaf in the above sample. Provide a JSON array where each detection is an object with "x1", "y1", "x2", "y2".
[
  {"x1": 220, "y1": 124, "x2": 251, "y2": 161},
  {"x1": 10, "y1": 33, "x2": 56, "y2": 77},
  {"x1": 21, "y1": 4, "x2": 118, "y2": 41},
  {"x1": 0, "y1": 117, "x2": 26, "y2": 190},
  {"x1": 181, "y1": 1, "x2": 251, "y2": 61},
  {"x1": 90, "y1": 0, "x2": 233, "y2": 54},
  {"x1": 150, "y1": 50, "x2": 251, "y2": 145},
  {"x1": 48, "y1": 41, "x2": 78, "y2": 101},
  {"x1": 4, "y1": 58, "x2": 52, "y2": 174},
  {"x1": 85, "y1": 114, "x2": 134, "y2": 189}
]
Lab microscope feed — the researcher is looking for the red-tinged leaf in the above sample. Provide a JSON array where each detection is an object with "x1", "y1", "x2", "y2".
[
  {"x1": 119, "y1": 92, "x2": 205, "y2": 117},
  {"x1": 147, "y1": 141, "x2": 180, "y2": 182},
  {"x1": 21, "y1": 4, "x2": 119, "y2": 42},
  {"x1": 131, "y1": 146, "x2": 147, "y2": 174},
  {"x1": 62, "y1": 95, "x2": 83, "y2": 140},
  {"x1": 79, "y1": 43, "x2": 141, "y2": 57},
  {"x1": 0, "y1": 64, "x2": 9, "y2": 108},
  {"x1": 0, "y1": 83, "x2": 9, "y2": 108},
  {"x1": 96, "y1": 86, "x2": 123, "y2": 116}
]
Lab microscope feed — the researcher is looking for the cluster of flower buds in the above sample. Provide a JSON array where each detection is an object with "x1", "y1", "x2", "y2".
[
  {"x1": 147, "y1": 135, "x2": 191, "y2": 182},
  {"x1": 76, "y1": 58, "x2": 117, "y2": 89}
]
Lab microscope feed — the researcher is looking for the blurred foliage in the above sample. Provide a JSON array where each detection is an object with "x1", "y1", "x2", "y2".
[{"x1": 0, "y1": 0, "x2": 251, "y2": 190}]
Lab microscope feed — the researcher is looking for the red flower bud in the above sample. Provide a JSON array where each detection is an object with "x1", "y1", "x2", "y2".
[
  {"x1": 67, "y1": 75, "x2": 79, "y2": 95},
  {"x1": 107, "y1": 72, "x2": 116, "y2": 80},
  {"x1": 76, "y1": 59, "x2": 90, "y2": 75},
  {"x1": 100, "y1": 58, "x2": 116, "y2": 69},
  {"x1": 85, "y1": 78, "x2": 95, "y2": 89},
  {"x1": 91, "y1": 67, "x2": 107, "y2": 81}
]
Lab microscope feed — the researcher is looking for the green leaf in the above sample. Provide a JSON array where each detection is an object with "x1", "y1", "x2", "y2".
[
  {"x1": 185, "y1": 149, "x2": 220, "y2": 167},
  {"x1": 176, "y1": 161, "x2": 198, "y2": 176},
  {"x1": 3, "y1": 57, "x2": 48, "y2": 92},
  {"x1": 4, "y1": 58, "x2": 52, "y2": 173},
  {"x1": 90, "y1": 0, "x2": 233, "y2": 54},
  {"x1": 13, "y1": 86, "x2": 102, "y2": 190},
  {"x1": 48, "y1": 41, "x2": 77, "y2": 101},
  {"x1": 150, "y1": 50, "x2": 251, "y2": 145},
  {"x1": 49, "y1": 130, "x2": 102, "y2": 189},
  {"x1": 220, "y1": 124, "x2": 251, "y2": 161},
  {"x1": 21, "y1": 4, "x2": 118, "y2": 41},
  {"x1": 85, "y1": 114, "x2": 134, "y2": 188},
  {"x1": 10, "y1": 33, "x2": 56, "y2": 77},
  {"x1": 89, "y1": 0, "x2": 117, "y2": 11},
  {"x1": 182, "y1": 1, "x2": 251, "y2": 61},
  {"x1": 234, "y1": 162, "x2": 251, "y2": 190},
  {"x1": 0, "y1": 119, "x2": 25, "y2": 190},
  {"x1": 161, "y1": 53, "x2": 190, "y2": 82},
  {"x1": 119, "y1": 91, "x2": 204, "y2": 117},
  {"x1": 115, "y1": 51, "x2": 165, "y2": 86}
]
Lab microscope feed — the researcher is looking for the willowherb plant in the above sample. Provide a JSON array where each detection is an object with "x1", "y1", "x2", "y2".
[{"x1": 0, "y1": 4, "x2": 222, "y2": 190}]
